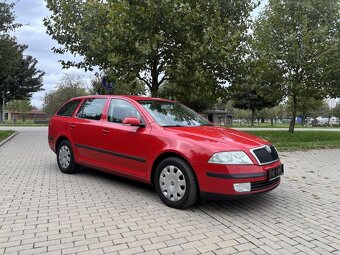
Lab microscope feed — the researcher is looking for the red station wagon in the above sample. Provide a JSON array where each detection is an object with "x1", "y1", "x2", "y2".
[{"x1": 48, "y1": 95, "x2": 284, "y2": 209}]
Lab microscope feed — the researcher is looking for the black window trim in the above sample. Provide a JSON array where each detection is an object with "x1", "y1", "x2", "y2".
[{"x1": 56, "y1": 99, "x2": 82, "y2": 118}]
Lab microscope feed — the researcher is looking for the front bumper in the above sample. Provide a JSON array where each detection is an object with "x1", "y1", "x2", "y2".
[
  {"x1": 193, "y1": 161, "x2": 283, "y2": 197},
  {"x1": 200, "y1": 177, "x2": 281, "y2": 201}
]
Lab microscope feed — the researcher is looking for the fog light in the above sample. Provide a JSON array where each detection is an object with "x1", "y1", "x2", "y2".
[{"x1": 233, "y1": 183, "x2": 251, "y2": 192}]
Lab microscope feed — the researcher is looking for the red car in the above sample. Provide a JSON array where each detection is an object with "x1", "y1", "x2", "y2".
[{"x1": 48, "y1": 95, "x2": 283, "y2": 209}]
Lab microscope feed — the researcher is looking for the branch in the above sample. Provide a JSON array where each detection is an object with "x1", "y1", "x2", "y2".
[
  {"x1": 137, "y1": 74, "x2": 151, "y2": 89},
  {"x1": 158, "y1": 75, "x2": 168, "y2": 86}
]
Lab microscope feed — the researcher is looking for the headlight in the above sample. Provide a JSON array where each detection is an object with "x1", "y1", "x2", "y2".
[{"x1": 208, "y1": 151, "x2": 253, "y2": 165}]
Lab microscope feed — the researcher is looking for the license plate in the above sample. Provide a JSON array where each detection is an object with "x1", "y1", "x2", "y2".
[{"x1": 268, "y1": 164, "x2": 284, "y2": 181}]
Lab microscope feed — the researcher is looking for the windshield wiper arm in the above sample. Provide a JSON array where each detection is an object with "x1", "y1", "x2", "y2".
[{"x1": 162, "y1": 125, "x2": 185, "y2": 127}]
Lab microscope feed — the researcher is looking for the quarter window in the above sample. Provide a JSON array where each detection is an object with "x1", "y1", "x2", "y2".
[
  {"x1": 108, "y1": 99, "x2": 142, "y2": 123},
  {"x1": 57, "y1": 100, "x2": 81, "y2": 117},
  {"x1": 76, "y1": 98, "x2": 107, "y2": 120}
]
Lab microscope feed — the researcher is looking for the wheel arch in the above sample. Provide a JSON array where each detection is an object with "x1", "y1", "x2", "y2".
[
  {"x1": 150, "y1": 151, "x2": 200, "y2": 189},
  {"x1": 55, "y1": 135, "x2": 69, "y2": 152}
]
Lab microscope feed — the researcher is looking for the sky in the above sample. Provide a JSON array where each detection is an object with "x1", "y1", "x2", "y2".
[{"x1": 9, "y1": 0, "x2": 95, "y2": 109}]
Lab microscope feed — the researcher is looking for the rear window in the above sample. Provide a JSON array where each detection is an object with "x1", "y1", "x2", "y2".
[
  {"x1": 76, "y1": 98, "x2": 107, "y2": 120},
  {"x1": 57, "y1": 100, "x2": 81, "y2": 117}
]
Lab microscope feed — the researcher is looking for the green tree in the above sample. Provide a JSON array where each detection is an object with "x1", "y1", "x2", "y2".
[
  {"x1": 230, "y1": 88, "x2": 278, "y2": 126},
  {"x1": 310, "y1": 102, "x2": 331, "y2": 118},
  {"x1": 331, "y1": 105, "x2": 340, "y2": 122},
  {"x1": 0, "y1": 37, "x2": 44, "y2": 122},
  {"x1": 43, "y1": 74, "x2": 88, "y2": 117},
  {"x1": 258, "y1": 106, "x2": 285, "y2": 126},
  {"x1": 228, "y1": 55, "x2": 283, "y2": 126},
  {"x1": 0, "y1": 2, "x2": 44, "y2": 122},
  {"x1": 44, "y1": 0, "x2": 256, "y2": 97},
  {"x1": 286, "y1": 97, "x2": 323, "y2": 126},
  {"x1": 89, "y1": 74, "x2": 145, "y2": 96},
  {"x1": 6, "y1": 99, "x2": 32, "y2": 122},
  {"x1": 253, "y1": 0, "x2": 340, "y2": 132},
  {"x1": 0, "y1": 2, "x2": 20, "y2": 34},
  {"x1": 233, "y1": 108, "x2": 252, "y2": 126}
]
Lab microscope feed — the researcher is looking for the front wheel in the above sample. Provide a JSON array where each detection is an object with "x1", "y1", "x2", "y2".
[
  {"x1": 154, "y1": 157, "x2": 198, "y2": 209},
  {"x1": 57, "y1": 140, "x2": 79, "y2": 174}
]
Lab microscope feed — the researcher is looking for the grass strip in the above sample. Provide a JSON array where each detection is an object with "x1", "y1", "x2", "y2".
[
  {"x1": 246, "y1": 131, "x2": 340, "y2": 151},
  {"x1": 0, "y1": 130, "x2": 16, "y2": 143}
]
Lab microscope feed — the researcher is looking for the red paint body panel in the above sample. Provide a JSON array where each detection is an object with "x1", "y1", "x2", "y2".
[{"x1": 48, "y1": 95, "x2": 283, "y2": 197}]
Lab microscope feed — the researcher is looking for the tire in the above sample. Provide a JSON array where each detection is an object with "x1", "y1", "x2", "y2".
[
  {"x1": 57, "y1": 140, "x2": 79, "y2": 174},
  {"x1": 154, "y1": 157, "x2": 198, "y2": 209}
]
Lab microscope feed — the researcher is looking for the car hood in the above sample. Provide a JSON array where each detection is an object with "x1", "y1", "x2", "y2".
[{"x1": 164, "y1": 126, "x2": 269, "y2": 151}]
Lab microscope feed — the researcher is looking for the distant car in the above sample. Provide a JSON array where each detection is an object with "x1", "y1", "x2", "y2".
[{"x1": 48, "y1": 95, "x2": 283, "y2": 209}]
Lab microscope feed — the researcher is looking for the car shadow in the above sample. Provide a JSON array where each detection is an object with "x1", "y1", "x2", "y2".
[
  {"x1": 77, "y1": 166, "x2": 155, "y2": 193},
  {"x1": 76, "y1": 166, "x2": 282, "y2": 212}
]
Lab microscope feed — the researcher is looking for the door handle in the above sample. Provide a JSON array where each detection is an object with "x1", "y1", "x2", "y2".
[
  {"x1": 102, "y1": 128, "x2": 109, "y2": 134},
  {"x1": 69, "y1": 123, "x2": 76, "y2": 128}
]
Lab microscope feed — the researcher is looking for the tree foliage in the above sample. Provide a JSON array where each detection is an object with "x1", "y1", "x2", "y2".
[
  {"x1": 7, "y1": 99, "x2": 32, "y2": 112},
  {"x1": 0, "y1": 2, "x2": 20, "y2": 34},
  {"x1": 44, "y1": 0, "x2": 256, "y2": 100},
  {"x1": 6, "y1": 99, "x2": 32, "y2": 121},
  {"x1": 286, "y1": 97, "x2": 324, "y2": 125},
  {"x1": 0, "y1": 2, "x2": 44, "y2": 121},
  {"x1": 43, "y1": 74, "x2": 88, "y2": 117},
  {"x1": 253, "y1": 0, "x2": 340, "y2": 132},
  {"x1": 331, "y1": 104, "x2": 340, "y2": 118},
  {"x1": 228, "y1": 57, "x2": 282, "y2": 126},
  {"x1": 0, "y1": 38, "x2": 44, "y2": 102},
  {"x1": 89, "y1": 74, "x2": 145, "y2": 96}
]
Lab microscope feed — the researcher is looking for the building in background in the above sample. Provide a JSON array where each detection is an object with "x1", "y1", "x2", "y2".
[
  {"x1": 4, "y1": 109, "x2": 47, "y2": 121},
  {"x1": 205, "y1": 110, "x2": 233, "y2": 126}
]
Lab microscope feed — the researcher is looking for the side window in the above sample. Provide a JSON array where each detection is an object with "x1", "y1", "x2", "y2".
[
  {"x1": 108, "y1": 99, "x2": 142, "y2": 123},
  {"x1": 76, "y1": 98, "x2": 107, "y2": 120},
  {"x1": 57, "y1": 100, "x2": 81, "y2": 117}
]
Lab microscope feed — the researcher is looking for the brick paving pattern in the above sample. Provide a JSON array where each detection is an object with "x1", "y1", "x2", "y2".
[{"x1": 0, "y1": 128, "x2": 339, "y2": 254}]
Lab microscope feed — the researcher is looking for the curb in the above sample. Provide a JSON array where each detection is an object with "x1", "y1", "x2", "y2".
[{"x1": 0, "y1": 132, "x2": 18, "y2": 147}]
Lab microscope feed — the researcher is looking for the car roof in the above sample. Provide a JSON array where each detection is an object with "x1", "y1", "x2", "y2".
[{"x1": 71, "y1": 95, "x2": 173, "y2": 102}]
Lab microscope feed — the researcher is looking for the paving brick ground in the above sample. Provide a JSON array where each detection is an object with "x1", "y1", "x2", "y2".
[{"x1": 0, "y1": 127, "x2": 339, "y2": 254}]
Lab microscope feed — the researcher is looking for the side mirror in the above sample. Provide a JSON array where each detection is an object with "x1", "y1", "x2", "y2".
[{"x1": 122, "y1": 117, "x2": 144, "y2": 127}]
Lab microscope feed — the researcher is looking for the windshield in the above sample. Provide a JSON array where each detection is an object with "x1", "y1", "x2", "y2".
[{"x1": 138, "y1": 100, "x2": 212, "y2": 127}]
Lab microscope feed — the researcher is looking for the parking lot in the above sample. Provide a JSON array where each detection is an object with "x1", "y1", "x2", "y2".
[{"x1": 0, "y1": 127, "x2": 339, "y2": 254}]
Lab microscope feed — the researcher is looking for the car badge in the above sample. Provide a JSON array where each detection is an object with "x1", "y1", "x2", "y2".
[{"x1": 265, "y1": 145, "x2": 272, "y2": 153}]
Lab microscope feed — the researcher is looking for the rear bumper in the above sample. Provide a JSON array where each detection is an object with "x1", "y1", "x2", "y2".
[{"x1": 48, "y1": 135, "x2": 56, "y2": 152}]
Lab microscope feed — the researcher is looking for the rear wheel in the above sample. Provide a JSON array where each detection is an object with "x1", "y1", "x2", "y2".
[
  {"x1": 154, "y1": 157, "x2": 198, "y2": 209},
  {"x1": 57, "y1": 140, "x2": 79, "y2": 174}
]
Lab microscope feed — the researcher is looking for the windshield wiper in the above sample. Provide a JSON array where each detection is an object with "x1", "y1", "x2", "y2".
[{"x1": 162, "y1": 125, "x2": 185, "y2": 127}]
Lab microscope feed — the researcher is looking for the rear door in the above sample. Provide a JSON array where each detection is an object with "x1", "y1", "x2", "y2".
[
  {"x1": 49, "y1": 99, "x2": 82, "y2": 150},
  {"x1": 100, "y1": 98, "x2": 151, "y2": 179},
  {"x1": 69, "y1": 98, "x2": 107, "y2": 165}
]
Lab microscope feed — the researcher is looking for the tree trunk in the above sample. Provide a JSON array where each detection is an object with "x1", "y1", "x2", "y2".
[
  {"x1": 270, "y1": 118, "x2": 274, "y2": 126},
  {"x1": 251, "y1": 109, "x2": 255, "y2": 127},
  {"x1": 150, "y1": 85, "x2": 158, "y2": 97},
  {"x1": 150, "y1": 57, "x2": 159, "y2": 97},
  {"x1": 289, "y1": 95, "x2": 297, "y2": 133},
  {"x1": 1, "y1": 91, "x2": 5, "y2": 123},
  {"x1": 301, "y1": 113, "x2": 305, "y2": 127}
]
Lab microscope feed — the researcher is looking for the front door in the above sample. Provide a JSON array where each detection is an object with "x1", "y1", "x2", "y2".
[{"x1": 100, "y1": 98, "x2": 151, "y2": 179}]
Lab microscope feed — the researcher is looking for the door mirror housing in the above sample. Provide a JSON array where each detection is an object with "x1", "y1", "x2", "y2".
[{"x1": 122, "y1": 117, "x2": 144, "y2": 127}]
